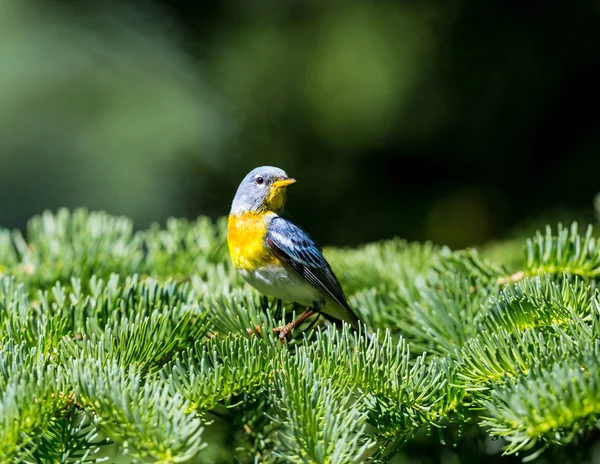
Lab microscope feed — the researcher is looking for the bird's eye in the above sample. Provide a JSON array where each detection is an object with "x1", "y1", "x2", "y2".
[{"x1": 255, "y1": 176, "x2": 264, "y2": 185}]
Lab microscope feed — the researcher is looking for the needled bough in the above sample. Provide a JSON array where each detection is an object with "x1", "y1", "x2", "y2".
[{"x1": 0, "y1": 209, "x2": 598, "y2": 463}]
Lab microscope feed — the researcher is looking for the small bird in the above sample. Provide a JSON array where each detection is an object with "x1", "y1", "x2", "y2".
[{"x1": 227, "y1": 166, "x2": 361, "y2": 339}]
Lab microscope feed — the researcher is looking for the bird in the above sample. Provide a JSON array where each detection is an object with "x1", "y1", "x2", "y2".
[{"x1": 227, "y1": 166, "x2": 362, "y2": 340}]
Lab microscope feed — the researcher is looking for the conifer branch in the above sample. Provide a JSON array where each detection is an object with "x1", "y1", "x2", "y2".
[
  {"x1": 0, "y1": 209, "x2": 598, "y2": 462},
  {"x1": 481, "y1": 352, "x2": 600, "y2": 460}
]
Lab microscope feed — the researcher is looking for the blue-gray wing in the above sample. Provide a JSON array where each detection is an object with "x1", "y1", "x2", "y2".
[{"x1": 265, "y1": 216, "x2": 359, "y2": 326}]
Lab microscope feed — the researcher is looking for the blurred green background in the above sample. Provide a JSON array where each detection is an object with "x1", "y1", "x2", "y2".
[{"x1": 2, "y1": 0, "x2": 599, "y2": 249}]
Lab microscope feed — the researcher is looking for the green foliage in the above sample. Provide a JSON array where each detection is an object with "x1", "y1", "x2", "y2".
[
  {"x1": 163, "y1": 335, "x2": 284, "y2": 411},
  {"x1": 481, "y1": 350, "x2": 600, "y2": 459},
  {"x1": 0, "y1": 342, "x2": 70, "y2": 463},
  {"x1": 525, "y1": 223, "x2": 600, "y2": 279},
  {"x1": 270, "y1": 345, "x2": 375, "y2": 463},
  {"x1": 0, "y1": 209, "x2": 599, "y2": 463}
]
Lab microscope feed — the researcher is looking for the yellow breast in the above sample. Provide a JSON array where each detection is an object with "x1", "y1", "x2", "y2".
[{"x1": 227, "y1": 212, "x2": 281, "y2": 270}]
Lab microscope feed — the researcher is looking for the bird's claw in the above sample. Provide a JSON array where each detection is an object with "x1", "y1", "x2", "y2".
[
  {"x1": 273, "y1": 309, "x2": 315, "y2": 342},
  {"x1": 273, "y1": 323, "x2": 293, "y2": 342}
]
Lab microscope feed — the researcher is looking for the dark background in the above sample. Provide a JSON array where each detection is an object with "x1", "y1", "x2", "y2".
[{"x1": 2, "y1": 0, "x2": 599, "y2": 249}]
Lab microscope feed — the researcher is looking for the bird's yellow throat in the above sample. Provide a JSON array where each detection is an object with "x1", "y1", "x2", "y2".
[
  {"x1": 227, "y1": 212, "x2": 280, "y2": 270},
  {"x1": 264, "y1": 184, "x2": 290, "y2": 213}
]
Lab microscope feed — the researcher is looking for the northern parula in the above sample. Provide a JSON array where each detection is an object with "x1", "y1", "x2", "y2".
[{"x1": 227, "y1": 166, "x2": 361, "y2": 339}]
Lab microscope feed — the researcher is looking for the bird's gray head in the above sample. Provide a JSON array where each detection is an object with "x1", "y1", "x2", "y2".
[{"x1": 230, "y1": 166, "x2": 296, "y2": 215}]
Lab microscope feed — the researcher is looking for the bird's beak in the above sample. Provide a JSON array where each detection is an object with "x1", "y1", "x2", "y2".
[{"x1": 272, "y1": 177, "x2": 296, "y2": 189}]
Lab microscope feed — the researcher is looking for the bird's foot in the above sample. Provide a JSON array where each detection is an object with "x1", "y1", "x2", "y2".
[
  {"x1": 273, "y1": 309, "x2": 315, "y2": 342},
  {"x1": 272, "y1": 322, "x2": 294, "y2": 341}
]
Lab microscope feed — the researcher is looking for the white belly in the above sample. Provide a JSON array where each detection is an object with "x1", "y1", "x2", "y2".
[{"x1": 239, "y1": 264, "x2": 323, "y2": 307}]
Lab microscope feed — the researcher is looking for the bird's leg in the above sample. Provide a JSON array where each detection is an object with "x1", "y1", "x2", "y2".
[{"x1": 273, "y1": 309, "x2": 315, "y2": 341}]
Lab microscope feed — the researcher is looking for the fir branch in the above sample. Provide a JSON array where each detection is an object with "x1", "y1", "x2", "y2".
[
  {"x1": 162, "y1": 335, "x2": 284, "y2": 412},
  {"x1": 0, "y1": 209, "x2": 599, "y2": 462},
  {"x1": 204, "y1": 288, "x2": 285, "y2": 336},
  {"x1": 81, "y1": 274, "x2": 203, "y2": 333},
  {"x1": 69, "y1": 357, "x2": 206, "y2": 463},
  {"x1": 306, "y1": 328, "x2": 459, "y2": 442},
  {"x1": 455, "y1": 328, "x2": 597, "y2": 394},
  {"x1": 4, "y1": 209, "x2": 145, "y2": 288},
  {"x1": 228, "y1": 395, "x2": 279, "y2": 463},
  {"x1": 189, "y1": 262, "x2": 244, "y2": 297},
  {"x1": 20, "y1": 406, "x2": 108, "y2": 464},
  {"x1": 433, "y1": 249, "x2": 508, "y2": 284},
  {"x1": 348, "y1": 287, "x2": 406, "y2": 331},
  {"x1": 0, "y1": 341, "x2": 69, "y2": 463},
  {"x1": 0, "y1": 279, "x2": 74, "y2": 355},
  {"x1": 477, "y1": 276, "x2": 594, "y2": 334},
  {"x1": 270, "y1": 349, "x2": 376, "y2": 464},
  {"x1": 505, "y1": 222, "x2": 600, "y2": 282},
  {"x1": 348, "y1": 275, "x2": 430, "y2": 332},
  {"x1": 404, "y1": 275, "x2": 496, "y2": 355},
  {"x1": 62, "y1": 307, "x2": 209, "y2": 373},
  {"x1": 143, "y1": 216, "x2": 229, "y2": 280},
  {"x1": 481, "y1": 352, "x2": 600, "y2": 460},
  {"x1": 325, "y1": 239, "x2": 442, "y2": 295}
]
